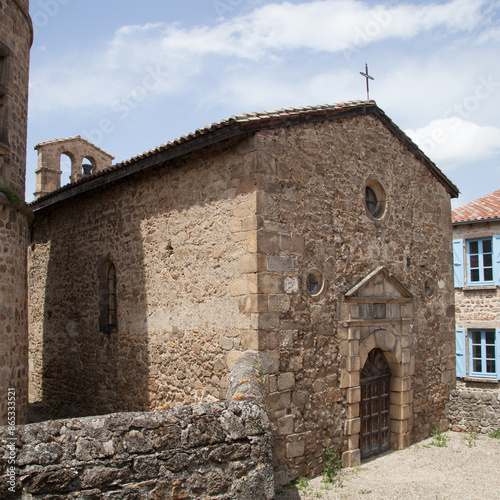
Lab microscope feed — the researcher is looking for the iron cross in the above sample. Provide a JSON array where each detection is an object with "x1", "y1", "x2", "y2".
[{"x1": 360, "y1": 63, "x2": 374, "y2": 100}]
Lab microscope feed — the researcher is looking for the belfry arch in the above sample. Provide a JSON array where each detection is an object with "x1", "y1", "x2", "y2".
[
  {"x1": 34, "y1": 136, "x2": 114, "y2": 199},
  {"x1": 339, "y1": 267, "x2": 413, "y2": 467}
]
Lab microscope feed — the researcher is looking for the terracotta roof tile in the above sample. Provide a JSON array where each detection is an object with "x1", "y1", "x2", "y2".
[
  {"x1": 32, "y1": 101, "x2": 459, "y2": 207},
  {"x1": 452, "y1": 189, "x2": 500, "y2": 223}
]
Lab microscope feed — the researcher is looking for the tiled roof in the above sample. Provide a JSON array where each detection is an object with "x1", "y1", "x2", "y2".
[
  {"x1": 31, "y1": 100, "x2": 459, "y2": 209},
  {"x1": 452, "y1": 189, "x2": 500, "y2": 224},
  {"x1": 115, "y1": 101, "x2": 372, "y2": 168}
]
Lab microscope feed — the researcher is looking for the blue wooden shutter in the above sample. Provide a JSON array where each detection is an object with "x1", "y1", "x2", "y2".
[
  {"x1": 493, "y1": 235, "x2": 500, "y2": 286},
  {"x1": 453, "y1": 239, "x2": 464, "y2": 288},
  {"x1": 455, "y1": 328, "x2": 466, "y2": 378},
  {"x1": 496, "y1": 329, "x2": 500, "y2": 381}
]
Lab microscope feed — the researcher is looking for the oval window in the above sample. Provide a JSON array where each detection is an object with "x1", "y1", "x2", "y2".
[
  {"x1": 365, "y1": 181, "x2": 387, "y2": 219},
  {"x1": 306, "y1": 270, "x2": 323, "y2": 296}
]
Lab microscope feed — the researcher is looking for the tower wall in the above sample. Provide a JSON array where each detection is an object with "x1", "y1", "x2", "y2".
[{"x1": 0, "y1": 0, "x2": 32, "y2": 425}]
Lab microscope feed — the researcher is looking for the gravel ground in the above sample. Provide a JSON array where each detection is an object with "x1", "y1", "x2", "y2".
[{"x1": 275, "y1": 431, "x2": 500, "y2": 500}]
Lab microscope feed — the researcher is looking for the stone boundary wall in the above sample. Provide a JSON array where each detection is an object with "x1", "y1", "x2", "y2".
[
  {"x1": 0, "y1": 351, "x2": 274, "y2": 500},
  {"x1": 448, "y1": 382, "x2": 500, "y2": 433}
]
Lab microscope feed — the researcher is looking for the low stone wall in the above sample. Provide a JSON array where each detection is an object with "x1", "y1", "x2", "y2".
[
  {"x1": 0, "y1": 351, "x2": 274, "y2": 499},
  {"x1": 448, "y1": 381, "x2": 500, "y2": 433}
]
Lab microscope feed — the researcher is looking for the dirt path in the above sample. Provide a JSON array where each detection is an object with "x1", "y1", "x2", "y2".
[{"x1": 275, "y1": 431, "x2": 500, "y2": 500}]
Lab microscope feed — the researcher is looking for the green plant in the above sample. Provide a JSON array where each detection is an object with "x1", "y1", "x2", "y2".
[
  {"x1": 0, "y1": 186, "x2": 24, "y2": 205},
  {"x1": 462, "y1": 426, "x2": 479, "y2": 447},
  {"x1": 359, "y1": 490, "x2": 372, "y2": 495},
  {"x1": 296, "y1": 476, "x2": 309, "y2": 492},
  {"x1": 428, "y1": 427, "x2": 450, "y2": 447},
  {"x1": 322, "y1": 447, "x2": 343, "y2": 485},
  {"x1": 0, "y1": 186, "x2": 34, "y2": 223},
  {"x1": 489, "y1": 429, "x2": 500, "y2": 439}
]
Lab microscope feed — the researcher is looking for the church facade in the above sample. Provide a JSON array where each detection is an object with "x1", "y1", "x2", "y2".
[{"x1": 28, "y1": 101, "x2": 458, "y2": 482}]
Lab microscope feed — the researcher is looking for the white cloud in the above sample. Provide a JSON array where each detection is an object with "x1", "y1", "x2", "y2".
[
  {"x1": 29, "y1": 0, "x2": 489, "y2": 114},
  {"x1": 406, "y1": 118, "x2": 500, "y2": 170}
]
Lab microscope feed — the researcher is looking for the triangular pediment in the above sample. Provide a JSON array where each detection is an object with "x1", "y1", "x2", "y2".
[{"x1": 345, "y1": 266, "x2": 412, "y2": 302}]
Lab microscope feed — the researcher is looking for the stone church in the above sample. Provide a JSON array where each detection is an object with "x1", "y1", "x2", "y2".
[{"x1": 28, "y1": 100, "x2": 459, "y2": 481}]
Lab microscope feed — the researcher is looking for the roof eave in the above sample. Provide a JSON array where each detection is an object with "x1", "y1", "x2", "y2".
[
  {"x1": 452, "y1": 217, "x2": 500, "y2": 226},
  {"x1": 31, "y1": 101, "x2": 460, "y2": 211},
  {"x1": 371, "y1": 108, "x2": 459, "y2": 199},
  {"x1": 32, "y1": 123, "x2": 245, "y2": 212}
]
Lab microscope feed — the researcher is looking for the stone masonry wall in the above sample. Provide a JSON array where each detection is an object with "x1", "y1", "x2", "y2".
[
  {"x1": 451, "y1": 220, "x2": 499, "y2": 435},
  {"x1": 449, "y1": 380, "x2": 500, "y2": 433},
  {"x1": 237, "y1": 116, "x2": 455, "y2": 484},
  {"x1": 0, "y1": 351, "x2": 274, "y2": 500},
  {"x1": 0, "y1": 0, "x2": 32, "y2": 426},
  {"x1": 29, "y1": 135, "x2": 259, "y2": 418}
]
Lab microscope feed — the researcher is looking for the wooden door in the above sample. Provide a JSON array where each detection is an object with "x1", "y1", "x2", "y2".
[{"x1": 360, "y1": 349, "x2": 391, "y2": 460}]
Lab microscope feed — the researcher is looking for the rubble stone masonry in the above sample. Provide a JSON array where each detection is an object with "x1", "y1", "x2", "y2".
[
  {"x1": 29, "y1": 109, "x2": 456, "y2": 483},
  {"x1": 0, "y1": 0, "x2": 32, "y2": 426},
  {"x1": 452, "y1": 220, "x2": 499, "y2": 434},
  {"x1": 0, "y1": 351, "x2": 274, "y2": 499}
]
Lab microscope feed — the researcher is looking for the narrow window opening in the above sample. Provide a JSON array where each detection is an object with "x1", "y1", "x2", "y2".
[
  {"x1": 99, "y1": 259, "x2": 118, "y2": 333},
  {"x1": 107, "y1": 264, "x2": 117, "y2": 328}
]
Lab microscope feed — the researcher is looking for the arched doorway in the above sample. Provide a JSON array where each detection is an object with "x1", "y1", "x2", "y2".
[{"x1": 360, "y1": 348, "x2": 391, "y2": 459}]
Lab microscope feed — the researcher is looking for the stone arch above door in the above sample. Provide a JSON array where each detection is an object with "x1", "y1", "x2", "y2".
[{"x1": 339, "y1": 267, "x2": 414, "y2": 467}]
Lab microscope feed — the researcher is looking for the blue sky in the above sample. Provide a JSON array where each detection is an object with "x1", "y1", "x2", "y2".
[{"x1": 27, "y1": 0, "x2": 500, "y2": 205}]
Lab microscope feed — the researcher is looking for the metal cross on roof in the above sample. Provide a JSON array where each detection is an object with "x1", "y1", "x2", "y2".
[{"x1": 360, "y1": 63, "x2": 374, "y2": 100}]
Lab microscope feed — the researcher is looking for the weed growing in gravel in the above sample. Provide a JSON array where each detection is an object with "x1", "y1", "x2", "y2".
[
  {"x1": 462, "y1": 426, "x2": 479, "y2": 447},
  {"x1": 425, "y1": 427, "x2": 450, "y2": 447},
  {"x1": 359, "y1": 489, "x2": 372, "y2": 495},
  {"x1": 322, "y1": 447, "x2": 343, "y2": 485},
  {"x1": 296, "y1": 476, "x2": 310, "y2": 493},
  {"x1": 489, "y1": 429, "x2": 500, "y2": 439}
]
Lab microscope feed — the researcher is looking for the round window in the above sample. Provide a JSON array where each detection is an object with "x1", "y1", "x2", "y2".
[
  {"x1": 365, "y1": 181, "x2": 387, "y2": 220},
  {"x1": 306, "y1": 270, "x2": 323, "y2": 296}
]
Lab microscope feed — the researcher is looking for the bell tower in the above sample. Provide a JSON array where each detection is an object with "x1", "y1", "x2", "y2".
[{"x1": 0, "y1": 0, "x2": 33, "y2": 425}]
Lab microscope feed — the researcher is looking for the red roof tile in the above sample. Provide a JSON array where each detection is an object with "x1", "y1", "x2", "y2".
[
  {"x1": 452, "y1": 189, "x2": 500, "y2": 223},
  {"x1": 32, "y1": 101, "x2": 459, "y2": 209}
]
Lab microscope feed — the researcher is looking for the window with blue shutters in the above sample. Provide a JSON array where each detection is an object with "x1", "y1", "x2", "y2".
[
  {"x1": 453, "y1": 235, "x2": 500, "y2": 287},
  {"x1": 469, "y1": 329, "x2": 497, "y2": 379},
  {"x1": 467, "y1": 238, "x2": 493, "y2": 285},
  {"x1": 457, "y1": 328, "x2": 500, "y2": 380}
]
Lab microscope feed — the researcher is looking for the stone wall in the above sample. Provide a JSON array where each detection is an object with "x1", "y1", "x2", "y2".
[
  {"x1": 451, "y1": 220, "x2": 499, "y2": 434},
  {"x1": 0, "y1": 351, "x2": 274, "y2": 499},
  {"x1": 0, "y1": 0, "x2": 32, "y2": 426},
  {"x1": 449, "y1": 380, "x2": 500, "y2": 433},
  {"x1": 29, "y1": 136, "x2": 258, "y2": 418},
  {"x1": 242, "y1": 117, "x2": 455, "y2": 483},
  {"x1": 453, "y1": 220, "x2": 500, "y2": 326}
]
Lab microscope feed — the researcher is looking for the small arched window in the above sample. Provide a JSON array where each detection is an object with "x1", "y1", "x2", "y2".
[{"x1": 98, "y1": 259, "x2": 117, "y2": 333}]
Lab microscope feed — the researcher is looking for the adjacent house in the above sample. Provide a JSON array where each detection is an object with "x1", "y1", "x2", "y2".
[{"x1": 451, "y1": 189, "x2": 500, "y2": 431}]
